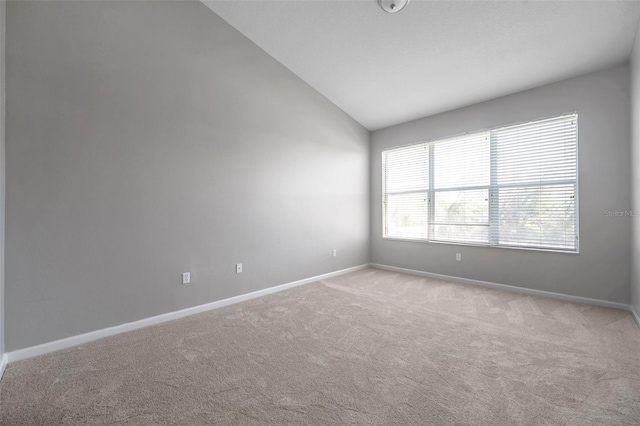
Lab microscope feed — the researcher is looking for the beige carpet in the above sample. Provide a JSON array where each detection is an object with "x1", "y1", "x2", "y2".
[{"x1": 1, "y1": 267, "x2": 640, "y2": 425}]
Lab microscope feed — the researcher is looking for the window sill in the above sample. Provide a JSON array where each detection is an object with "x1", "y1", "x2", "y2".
[{"x1": 381, "y1": 236, "x2": 579, "y2": 254}]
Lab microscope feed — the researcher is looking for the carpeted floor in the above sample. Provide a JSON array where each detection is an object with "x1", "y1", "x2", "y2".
[{"x1": 1, "y1": 267, "x2": 639, "y2": 425}]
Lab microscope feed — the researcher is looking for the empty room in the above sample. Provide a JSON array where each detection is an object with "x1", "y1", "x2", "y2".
[{"x1": 1, "y1": 0, "x2": 640, "y2": 424}]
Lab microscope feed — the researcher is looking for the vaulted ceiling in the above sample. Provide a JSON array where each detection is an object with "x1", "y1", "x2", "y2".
[{"x1": 203, "y1": 0, "x2": 640, "y2": 130}]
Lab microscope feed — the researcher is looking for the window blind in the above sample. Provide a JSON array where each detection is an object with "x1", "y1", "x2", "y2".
[
  {"x1": 382, "y1": 113, "x2": 578, "y2": 252},
  {"x1": 432, "y1": 132, "x2": 490, "y2": 244},
  {"x1": 491, "y1": 115, "x2": 577, "y2": 250},
  {"x1": 382, "y1": 143, "x2": 429, "y2": 239}
]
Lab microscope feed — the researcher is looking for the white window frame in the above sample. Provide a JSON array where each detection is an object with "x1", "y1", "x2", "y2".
[{"x1": 382, "y1": 113, "x2": 579, "y2": 253}]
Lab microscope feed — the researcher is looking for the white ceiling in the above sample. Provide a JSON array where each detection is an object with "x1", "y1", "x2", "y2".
[{"x1": 203, "y1": 0, "x2": 640, "y2": 131}]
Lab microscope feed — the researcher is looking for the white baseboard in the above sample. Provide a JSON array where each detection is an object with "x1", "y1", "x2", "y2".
[
  {"x1": 5, "y1": 262, "x2": 637, "y2": 367},
  {"x1": 6, "y1": 264, "x2": 369, "y2": 364},
  {"x1": 630, "y1": 306, "x2": 640, "y2": 329},
  {"x1": 370, "y1": 263, "x2": 631, "y2": 311},
  {"x1": 0, "y1": 353, "x2": 7, "y2": 380}
]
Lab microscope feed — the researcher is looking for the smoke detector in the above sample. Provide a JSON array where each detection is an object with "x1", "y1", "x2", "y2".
[{"x1": 379, "y1": 0, "x2": 410, "y2": 14}]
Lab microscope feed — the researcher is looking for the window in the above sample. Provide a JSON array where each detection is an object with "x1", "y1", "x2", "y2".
[{"x1": 382, "y1": 113, "x2": 578, "y2": 252}]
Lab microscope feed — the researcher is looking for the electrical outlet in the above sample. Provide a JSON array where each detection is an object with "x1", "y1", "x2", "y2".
[
  {"x1": 332, "y1": 249, "x2": 337, "y2": 257},
  {"x1": 236, "y1": 263, "x2": 243, "y2": 274},
  {"x1": 182, "y1": 272, "x2": 191, "y2": 284},
  {"x1": 456, "y1": 253, "x2": 461, "y2": 261}
]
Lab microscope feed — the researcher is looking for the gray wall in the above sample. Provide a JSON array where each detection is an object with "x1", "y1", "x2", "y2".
[
  {"x1": 631, "y1": 32, "x2": 640, "y2": 315},
  {"x1": 0, "y1": 0, "x2": 5, "y2": 358},
  {"x1": 6, "y1": 1, "x2": 370, "y2": 351},
  {"x1": 371, "y1": 65, "x2": 631, "y2": 304}
]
